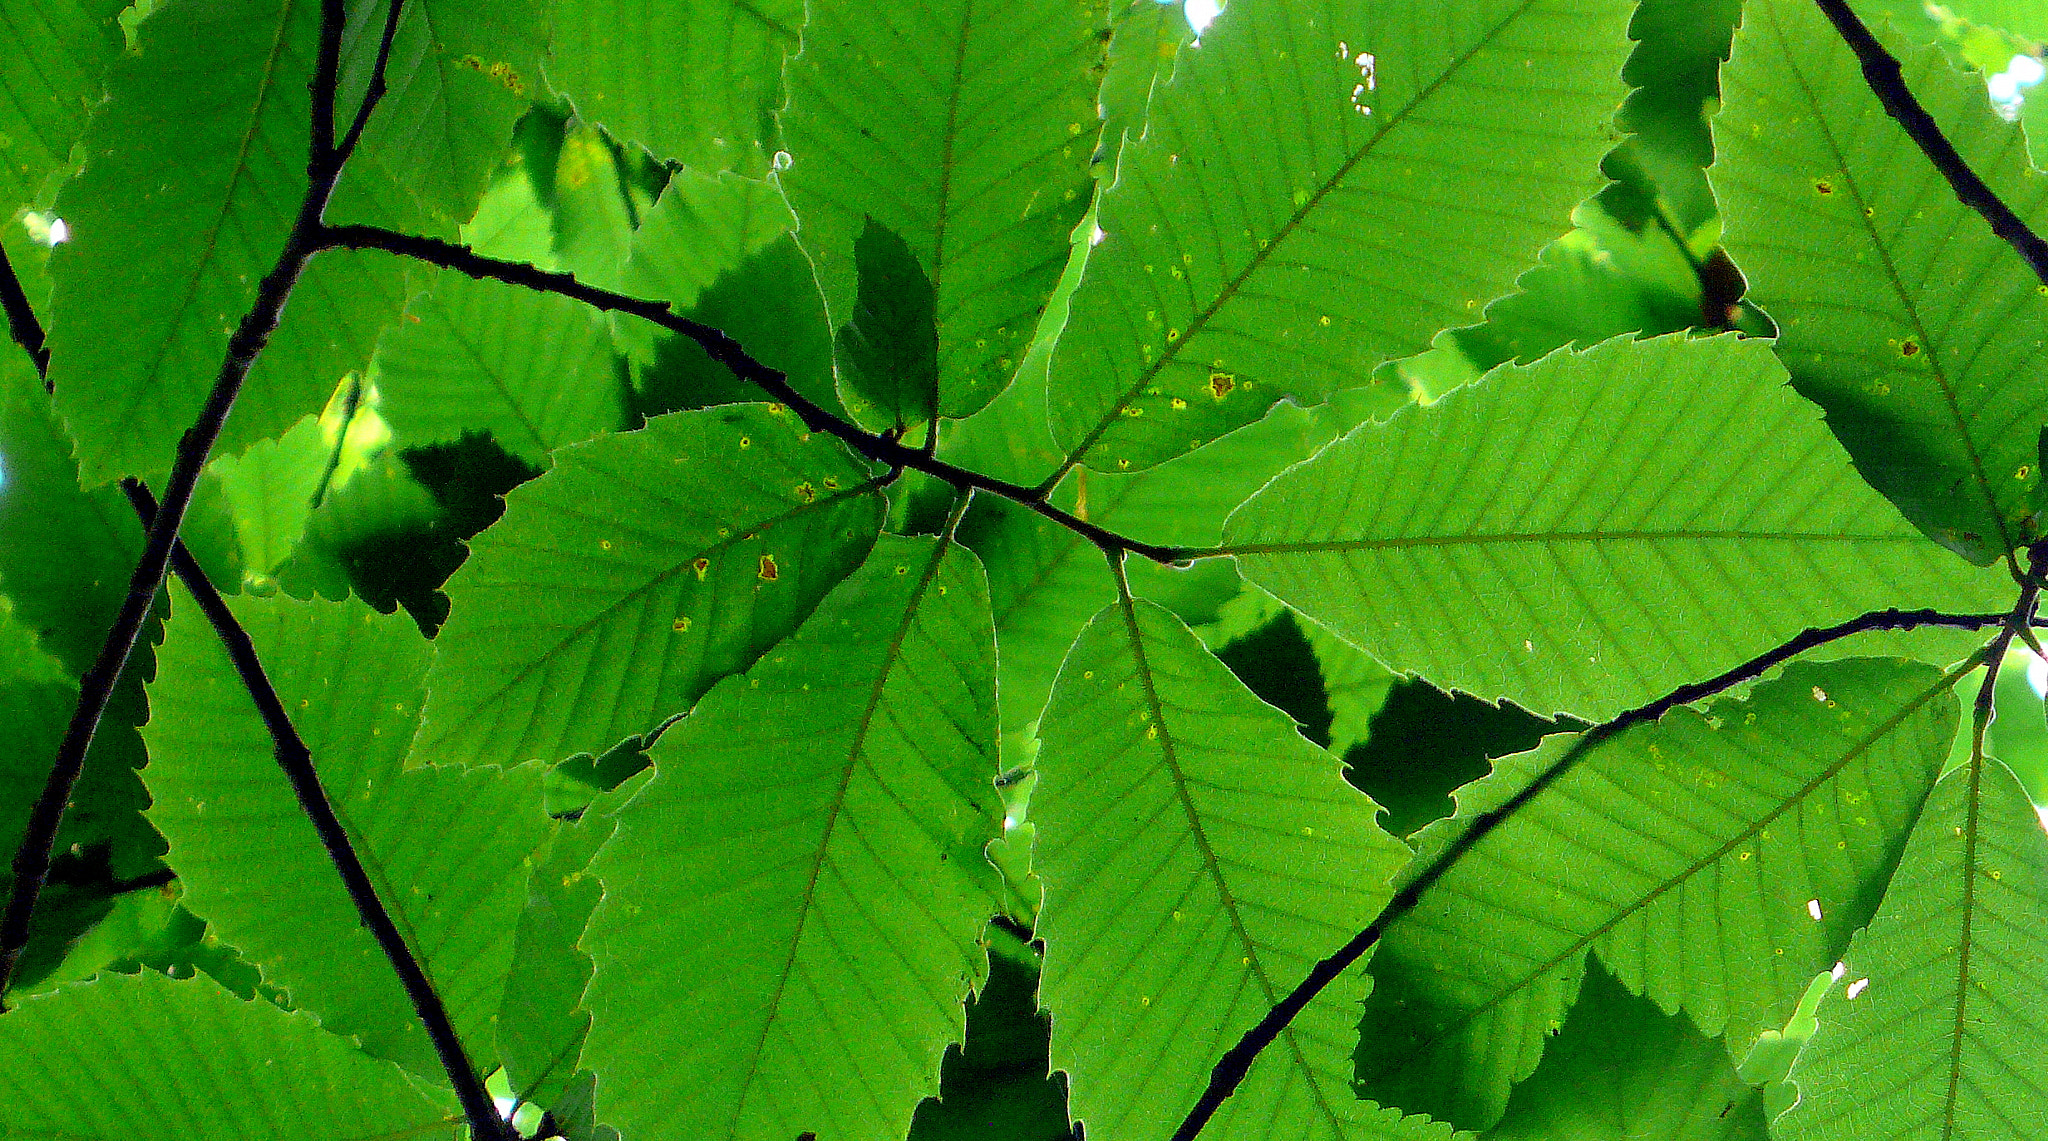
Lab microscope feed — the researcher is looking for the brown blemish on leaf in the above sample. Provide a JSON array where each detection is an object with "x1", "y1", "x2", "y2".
[
  {"x1": 1813, "y1": 177, "x2": 1833, "y2": 195},
  {"x1": 1900, "y1": 338, "x2": 1920, "y2": 357},
  {"x1": 758, "y1": 554, "x2": 779, "y2": 581},
  {"x1": 795, "y1": 481, "x2": 816, "y2": 503},
  {"x1": 1208, "y1": 372, "x2": 1235, "y2": 399},
  {"x1": 672, "y1": 616, "x2": 691, "y2": 633},
  {"x1": 692, "y1": 557, "x2": 711, "y2": 580}
]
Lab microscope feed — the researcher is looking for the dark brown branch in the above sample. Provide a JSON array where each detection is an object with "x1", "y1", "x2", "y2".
[
  {"x1": 0, "y1": 243, "x2": 46, "y2": 375},
  {"x1": 316, "y1": 223, "x2": 1193, "y2": 566},
  {"x1": 331, "y1": 0, "x2": 406, "y2": 171},
  {"x1": 1813, "y1": 0, "x2": 2048, "y2": 284},
  {"x1": 310, "y1": 0, "x2": 345, "y2": 167},
  {"x1": 1168, "y1": 604, "x2": 2015, "y2": 1141}
]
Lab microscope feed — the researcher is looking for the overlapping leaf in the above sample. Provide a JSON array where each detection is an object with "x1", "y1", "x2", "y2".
[
  {"x1": 0, "y1": 971, "x2": 459, "y2": 1139},
  {"x1": 545, "y1": 0, "x2": 801, "y2": 169},
  {"x1": 1714, "y1": 1, "x2": 2048, "y2": 564},
  {"x1": 1045, "y1": 0, "x2": 1632, "y2": 474},
  {"x1": 780, "y1": 0, "x2": 1099, "y2": 424},
  {"x1": 1034, "y1": 599, "x2": 1435, "y2": 1141},
  {"x1": 45, "y1": 0, "x2": 409, "y2": 485},
  {"x1": 142, "y1": 591, "x2": 552, "y2": 1078},
  {"x1": 416, "y1": 403, "x2": 884, "y2": 765},
  {"x1": 373, "y1": 269, "x2": 625, "y2": 464},
  {"x1": 1774, "y1": 756, "x2": 2048, "y2": 1141},
  {"x1": 212, "y1": 414, "x2": 329, "y2": 578},
  {"x1": 1354, "y1": 659, "x2": 1956, "y2": 1130},
  {"x1": 582, "y1": 537, "x2": 1003, "y2": 1141},
  {"x1": 1225, "y1": 334, "x2": 2007, "y2": 722},
  {"x1": 0, "y1": 0, "x2": 123, "y2": 214}
]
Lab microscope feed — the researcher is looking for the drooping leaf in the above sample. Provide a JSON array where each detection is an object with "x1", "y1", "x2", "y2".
[
  {"x1": 0, "y1": 971, "x2": 459, "y2": 1139},
  {"x1": 1045, "y1": 0, "x2": 1633, "y2": 474},
  {"x1": 1224, "y1": 334, "x2": 2007, "y2": 722},
  {"x1": 44, "y1": 0, "x2": 410, "y2": 486},
  {"x1": 545, "y1": 0, "x2": 802, "y2": 169},
  {"x1": 1486, "y1": 964, "x2": 1767, "y2": 1141},
  {"x1": 1035, "y1": 598, "x2": 1436, "y2": 1141},
  {"x1": 141, "y1": 590, "x2": 552, "y2": 1078},
  {"x1": 779, "y1": 0, "x2": 1099, "y2": 422},
  {"x1": 582, "y1": 536, "x2": 1003, "y2": 1141},
  {"x1": 212, "y1": 414, "x2": 329, "y2": 579},
  {"x1": 0, "y1": 0, "x2": 123, "y2": 216},
  {"x1": 1714, "y1": 0, "x2": 2048, "y2": 564},
  {"x1": 1354, "y1": 658, "x2": 1956, "y2": 1130},
  {"x1": 416, "y1": 403, "x2": 885, "y2": 766},
  {"x1": 1774, "y1": 756, "x2": 2048, "y2": 1141},
  {"x1": 335, "y1": 0, "x2": 547, "y2": 223},
  {"x1": 372, "y1": 268, "x2": 626, "y2": 464}
]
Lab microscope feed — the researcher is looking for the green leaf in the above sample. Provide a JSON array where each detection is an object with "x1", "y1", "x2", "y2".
[
  {"x1": 0, "y1": 971, "x2": 459, "y2": 1140},
  {"x1": 1486, "y1": 964, "x2": 1767, "y2": 1141},
  {"x1": 44, "y1": 0, "x2": 409, "y2": 486},
  {"x1": 834, "y1": 219, "x2": 942, "y2": 430},
  {"x1": 1355, "y1": 658, "x2": 1956, "y2": 1130},
  {"x1": 779, "y1": 0, "x2": 1099, "y2": 422},
  {"x1": 1034, "y1": 598, "x2": 1432, "y2": 1141},
  {"x1": 336, "y1": 0, "x2": 547, "y2": 223},
  {"x1": 582, "y1": 536, "x2": 1003, "y2": 1141},
  {"x1": 1310, "y1": 624, "x2": 1396, "y2": 757},
  {"x1": 1774, "y1": 756, "x2": 2048, "y2": 1141},
  {"x1": 1095, "y1": 0, "x2": 1194, "y2": 181},
  {"x1": 1045, "y1": 0, "x2": 1632, "y2": 474},
  {"x1": 1224, "y1": 334, "x2": 2007, "y2": 722},
  {"x1": 213, "y1": 413, "x2": 329, "y2": 578},
  {"x1": 545, "y1": 0, "x2": 801, "y2": 169},
  {"x1": 416, "y1": 403, "x2": 885, "y2": 766},
  {"x1": 1938, "y1": 0, "x2": 2048, "y2": 41},
  {"x1": 619, "y1": 169, "x2": 794, "y2": 308},
  {"x1": 0, "y1": 0, "x2": 123, "y2": 215},
  {"x1": 372, "y1": 268, "x2": 626, "y2": 464},
  {"x1": 141, "y1": 590, "x2": 553, "y2": 1078},
  {"x1": 1714, "y1": 1, "x2": 2048, "y2": 564}
]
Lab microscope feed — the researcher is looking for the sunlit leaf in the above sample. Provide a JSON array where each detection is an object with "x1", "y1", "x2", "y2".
[{"x1": 0, "y1": 0, "x2": 123, "y2": 215}]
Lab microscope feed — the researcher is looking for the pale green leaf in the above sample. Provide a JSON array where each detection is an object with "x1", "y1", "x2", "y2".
[
  {"x1": 583, "y1": 537, "x2": 1003, "y2": 1141},
  {"x1": 1224, "y1": 334, "x2": 2007, "y2": 722},
  {"x1": 372, "y1": 269, "x2": 626, "y2": 464},
  {"x1": 1310, "y1": 624, "x2": 1396, "y2": 756},
  {"x1": 1775, "y1": 757, "x2": 2048, "y2": 1141},
  {"x1": 45, "y1": 0, "x2": 408, "y2": 486},
  {"x1": 141, "y1": 590, "x2": 552, "y2": 1078},
  {"x1": 780, "y1": 0, "x2": 1099, "y2": 422},
  {"x1": 1355, "y1": 659, "x2": 1956, "y2": 1130},
  {"x1": 1485, "y1": 965, "x2": 1767, "y2": 1141},
  {"x1": 1939, "y1": 0, "x2": 2048, "y2": 42},
  {"x1": 1095, "y1": 0, "x2": 1194, "y2": 180},
  {"x1": 0, "y1": 0, "x2": 123, "y2": 215},
  {"x1": 416, "y1": 403, "x2": 885, "y2": 766},
  {"x1": 0, "y1": 971, "x2": 460, "y2": 1140},
  {"x1": 1046, "y1": 0, "x2": 1632, "y2": 473},
  {"x1": 545, "y1": 0, "x2": 801, "y2": 169},
  {"x1": 1035, "y1": 599, "x2": 1435, "y2": 1141},
  {"x1": 1714, "y1": 0, "x2": 2048, "y2": 564},
  {"x1": 213, "y1": 414, "x2": 328, "y2": 578},
  {"x1": 620, "y1": 169, "x2": 794, "y2": 309}
]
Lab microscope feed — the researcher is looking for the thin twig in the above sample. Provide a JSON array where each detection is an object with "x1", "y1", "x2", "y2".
[
  {"x1": 331, "y1": 0, "x2": 406, "y2": 171},
  {"x1": 1167, "y1": 604, "x2": 2016, "y2": 1141},
  {"x1": 0, "y1": 243, "x2": 47, "y2": 375},
  {"x1": 315, "y1": 224, "x2": 1193, "y2": 566},
  {"x1": 310, "y1": 0, "x2": 346, "y2": 166}
]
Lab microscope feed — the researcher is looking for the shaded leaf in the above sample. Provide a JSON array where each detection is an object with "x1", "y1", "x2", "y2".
[
  {"x1": 834, "y1": 218, "x2": 941, "y2": 430},
  {"x1": 1225, "y1": 334, "x2": 2006, "y2": 722},
  {"x1": 583, "y1": 537, "x2": 1003, "y2": 1141},
  {"x1": 0, "y1": 0, "x2": 123, "y2": 215}
]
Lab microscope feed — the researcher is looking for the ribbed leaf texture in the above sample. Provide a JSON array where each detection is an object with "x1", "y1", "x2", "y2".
[
  {"x1": 212, "y1": 414, "x2": 327, "y2": 578},
  {"x1": 0, "y1": 971, "x2": 459, "y2": 1139},
  {"x1": 1775, "y1": 756, "x2": 2048, "y2": 1141},
  {"x1": 0, "y1": 0, "x2": 122, "y2": 214},
  {"x1": 1354, "y1": 658, "x2": 1957, "y2": 1130},
  {"x1": 582, "y1": 537, "x2": 1003, "y2": 1141},
  {"x1": 1034, "y1": 598, "x2": 1440, "y2": 1141},
  {"x1": 416, "y1": 403, "x2": 885, "y2": 766},
  {"x1": 545, "y1": 0, "x2": 800, "y2": 169},
  {"x1": 373, "y1": 269, "x2": 626, "y2": 464},
  {"x1": 141, "y1": 590, "x2": 552, "y2": 1079},
  {"x1": 1045, "y1": 0, "x2": 1632, "y2": 474},
  {"x1": 780, "y1": 0, "x2": 1100, "y2": 422},
  {"x1": 1225, "y1": 334, "x2": 2007, "y2": 721},
  {"x1": 44, "y1": 0, "x2": 409, "y2": 486},
  {"x1": 1713, "y1": 0, "x2": 2048, "y2": 565}
]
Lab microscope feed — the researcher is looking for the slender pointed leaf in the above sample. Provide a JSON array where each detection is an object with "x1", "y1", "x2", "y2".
[
  {"x1": 1775, "y1": 757, "x2": 2048, "y2": 1141},
  {"x1": 582, "y1": 537, "x2": 1003, "y2": 1141},
  {"x1": 1035, "y1": 599, "x2": 1435, "y2": 1141},
  {"x1": 1714, "y1": 1, "x2": 2048, "y2": 563},
  {"x1": 141, "y1": 591, "x2": 552, "y2": 1078},
  {"x1": 1225, "y1": 334, "x2": 2007, "y2": 722},
  {"x1": 416, "y1": 403, "x2": 885, "y2": 765},
  {"x1": 1355, "y1": 659, "x2": 1955, "y2": 1129},
  {"x1": 780, "y1": 0, "x2": 1099, "y2": 422},
  {"x1": 1045, "y1": 0, "x2": 1632, "y2": 474},
  {"x1": 0, "y1": 971, "x2": 459, "y2": 1139}
]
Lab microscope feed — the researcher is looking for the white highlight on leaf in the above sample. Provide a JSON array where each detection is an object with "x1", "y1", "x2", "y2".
[
  {"x1": 1808, "y1": 898, "x2": 1823, "y2": 921},
  {"x1": 1831, "y1": 961, "x2": 1847, "y2": 982},
  {"x1": 1846, "y1": 977, "x2": 1870, "y2": 1000},
  {"x1": 1185, "y1": 0, "x2": 1220, "y2": 34}
]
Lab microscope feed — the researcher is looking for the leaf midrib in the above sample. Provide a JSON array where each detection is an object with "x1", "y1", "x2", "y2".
[{"x1": 1219, "y1": 529, "x2": 1922, "y2": 555}]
